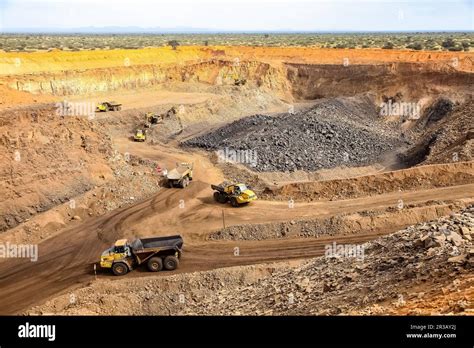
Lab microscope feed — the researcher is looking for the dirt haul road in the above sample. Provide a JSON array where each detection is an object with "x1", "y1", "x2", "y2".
[{"x1": 0, "y1": 171, "x2": 473, "y2": 314}]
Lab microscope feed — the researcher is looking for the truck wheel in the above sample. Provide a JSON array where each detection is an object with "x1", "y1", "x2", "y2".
[
  {"x1": 147, "y1": 257, "x2": 163, "y2": 272},
  {"x1": 213, "y1": 192, "x2": 220, "y2": 202},
  {"x1": 230, "y1": 197, "x2": 239, "y2": 207},
  {"x1": 219, "y1": 193, "x2": 228, "y2": 203},
  {"x1": 112, "y1": 262, "x2": 128, "y2": 276},
  {"x1": 181, "y1": 177, "x2": 189, "y2": 188},
  {"x1": 164, "y1": 255, "x2": 179, "y2": 270}
]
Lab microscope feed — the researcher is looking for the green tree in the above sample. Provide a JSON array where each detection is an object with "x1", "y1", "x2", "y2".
[{"x1": 168, "y1": 40, "x2": 180, "y2": 50}]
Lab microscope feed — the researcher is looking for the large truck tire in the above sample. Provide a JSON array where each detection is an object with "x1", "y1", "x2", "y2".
[
  {"x1": 230, "y1": 197, "x2": 239, "y2": 207},
  {"x1": 180, "y1": 177, "x2": 189, "y2": 188},
  {"x1": 147, "y1": 257, "x2": 163, "y2": 272},
  {"x1": 219, "y1": 193, "x2": 228, "y2": 203},
  {"x1": 112, "y1": 262, "x2": 129, "y2": 276},
  {"x1": 164, "y1": 255, "x2": 179, "y2": 270}
]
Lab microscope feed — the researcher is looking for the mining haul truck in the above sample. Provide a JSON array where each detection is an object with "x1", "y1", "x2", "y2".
[
  {"x1": 166, "y1": 162, "x2": 193, "y2": 188},
  {"x1": 211, "y1": 183, "x2": 257, "y2": 207},
  {"x1": 96, "y1": 101, "x2": 122, "y2": 112},
  {"x1": 100, "y1": 235, "x2": 183, "y2": 276}
]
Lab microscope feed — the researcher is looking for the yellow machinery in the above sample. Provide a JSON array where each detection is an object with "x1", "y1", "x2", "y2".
[
  {"x1": 145, "y1": 112, "x2": 162, "y2": 127},
  {"x1": 228, "y1": 73, "x2": 247, "y2": 86},
  {"x1": 133, "y1": 129, "x2": 146, "y2": 142},
  {"x1": 166, "y1": 162, "x2": 193, "y2": 188},
  {"x1": 96, "y1": 101, "x2": 122, "y2": 112},
  {"x1": 211, "y1": 183, "x2": 257, "y2": 207},
  {"x1": 100, "y1": 236, "x2": 183, "y2": 276}
]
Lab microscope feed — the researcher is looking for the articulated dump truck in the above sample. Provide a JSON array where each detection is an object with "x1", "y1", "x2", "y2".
[
  {"x1": 100, "y1": 235, "x2": 183, "y2": 276},
  {"x1": 166, "y1": 162, "x2": 193, "y2": 188}
]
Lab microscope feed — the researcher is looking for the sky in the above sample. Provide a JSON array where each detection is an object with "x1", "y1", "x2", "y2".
[{"x1": 0, "y1": 0, "x2": 473, "y2": 32}]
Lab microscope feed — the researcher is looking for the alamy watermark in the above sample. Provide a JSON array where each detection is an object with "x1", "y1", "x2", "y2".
[
  {"x1": 216, "y1": 147, "x2": 258, "y2": 168},
  {"x1": 0, "y1": 242, "x2": 38, "y2": 262},
  {"x1": 379, "y1": 100, "x2": 421, "y2": 120},
  {"x1": 325, "y1": 241, "x2": 365, "y2": 261},
  {"x1": 18, "y1": 322, "x2": 55, "y2": 341},
  {"x1": 55, "y1": 100, "x2": 95, "y2": 120}
]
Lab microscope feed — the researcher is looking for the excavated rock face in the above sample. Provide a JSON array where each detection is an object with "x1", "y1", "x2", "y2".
[
  {"x1": 184, "y1": 97, "x2": 403, "y2": 172},
  {"x1": 0, "y1": 105, "x2": 114, "y2": 232},
  {"x1": 6, "y1": 59, "x2": 291, "y2": 98},
  {"x1": 401, "y1": 99, "x2": 474, "y2": 166},
  {"x1": 286, "y1": 62, "x2": 473, "y2": 102},
  {"x1": 423, "y1": 98, "x2": 454, "y2": 126}
]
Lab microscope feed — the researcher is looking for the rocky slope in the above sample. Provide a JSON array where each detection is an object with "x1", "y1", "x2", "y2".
[{"x1": 184, "y1": 97, "x2": 403, "y2": 172}]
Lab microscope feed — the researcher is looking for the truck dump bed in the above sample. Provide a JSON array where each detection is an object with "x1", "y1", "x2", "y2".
[
  {"x1": 166, "y1": 167, "x2": 188, "y2": 180},
  {"x1": 166, "y1": 163, "x2": 193, "y2": 180},
  {"x1": 131, "y1": 235, "x2": 183, "y2": 251},
  {"x1": 211, "y1": 184, "x2": 225, "y2": 192}
]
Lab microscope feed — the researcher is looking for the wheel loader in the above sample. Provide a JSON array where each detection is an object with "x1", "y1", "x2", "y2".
[
  {"x1": 100, "y1": 235, "x2": 183, "y2": 276},
  {"x1": 96, "y1": 101, "x2": 122, "y2": 112},
  {"x1": 211, "y1": 183, "x2": 257, "y2": 207}
]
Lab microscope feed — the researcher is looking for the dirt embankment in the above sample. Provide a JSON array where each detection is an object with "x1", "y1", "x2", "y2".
[
  {"x1": 0, "y1": 105, "x2": 114, "y2": 232},
  {"x1": 4, "y1": 60, "x2": 291, "y2": 100},
  {"x1": 222, "y1": 46, "x2": 474, "y2": 72},
  {"x1": 208, "y1": 201, "x2": 471, "y2": 241},
  {"x1": 263, "y1": 161, "x2": 474, "y2": 202},
  {"x1": 287, "y1": 62, "x2": 473, "y2": 102}
]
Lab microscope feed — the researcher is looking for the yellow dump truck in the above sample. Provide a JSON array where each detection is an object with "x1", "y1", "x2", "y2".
[
  {"x1": 166, "y1": 162, "x2": 193, "y2": 188},
  {"x1": 100, "y1": 235, "x2": 183, "y2": 276},
  {"x1": 133, "y1": 129, "x2": 146, "y2": 142},
  {"x1": 96, "y1": 101, "x2": 122, "y2": 112},
  {"x1": 144, "y1": 112, "x2": 162, "y2": 127},
  {"x1": 211, "y1": 183, "x2": 257, "y2": 207}
]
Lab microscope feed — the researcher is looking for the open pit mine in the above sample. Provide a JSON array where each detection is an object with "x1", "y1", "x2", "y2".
[{"x1": 0, "y1": 45, "x2": 473, "y2": 316}]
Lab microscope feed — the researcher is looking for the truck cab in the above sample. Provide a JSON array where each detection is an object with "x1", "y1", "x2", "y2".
[{"x1": 100, "y1": 239, "x2": 133, "y2": 275}]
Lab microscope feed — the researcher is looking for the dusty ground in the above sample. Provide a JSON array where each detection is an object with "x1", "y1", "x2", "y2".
[{"x1": 0, "y1": 46, "x2": 472, "y2": 315}]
